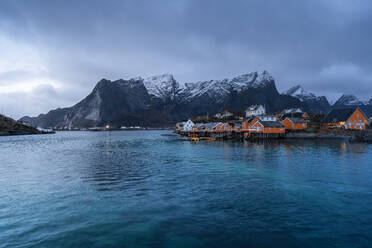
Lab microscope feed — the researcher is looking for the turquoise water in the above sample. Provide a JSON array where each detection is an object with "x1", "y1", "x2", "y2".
[{"x1": 1, "y1": 131, "x2": 372, "y2": 248}]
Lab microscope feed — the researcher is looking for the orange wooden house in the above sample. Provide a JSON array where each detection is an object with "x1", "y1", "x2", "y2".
[
  {"x1": 246, "y1": 120, "x2": 285, "y2": 134},
  {"x1": 214, "y1": 122, "x2": 231, "y2": 132},
  {"x1": 323, "y1": 108, "x2": 369, "y2": 130},
  {"x1": 242, "y1": 116, "x2": 266, "y2": 131},
  {"x1": 282, "y1": 117, "x2": 307, "y2": 130}
]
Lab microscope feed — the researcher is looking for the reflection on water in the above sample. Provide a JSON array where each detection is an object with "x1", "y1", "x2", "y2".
[{"x1": 0, "y1": 131, "x2": 372, "y2": 248}]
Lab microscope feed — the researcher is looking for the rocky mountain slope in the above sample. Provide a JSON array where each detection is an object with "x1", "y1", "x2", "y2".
[
  {"x1": 0, "y1": 114, "x2": 41, "y2": 136},
  {"x1": 21, "y1": 71, "x2": 314, "y2": 128},
  {"x1": 284, "y1": 85, "x2": 330, "y2": 113},
  {"x1": 333, "y1": 94, "x2": 369, "y2": 106}
]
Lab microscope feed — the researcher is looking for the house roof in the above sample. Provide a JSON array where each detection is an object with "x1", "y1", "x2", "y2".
[
  {"x1": 243, "y1": 116, "x2": 258, "y2": 122},
  {"x1": 323, "y1": 108, "x2": 357, "y2": 123},
  {"x1": 202, "y1": 122, "x2": 220, "y2": 130},
  {"x1": 280, "y1": 112, "x2": 304, "y2": 119},
  {"x1": 259, "y1": 121, "x2": 284, "y2": 128},
  {"x1": 286, "y1": 117, "x2": 306, "y2": 123}
]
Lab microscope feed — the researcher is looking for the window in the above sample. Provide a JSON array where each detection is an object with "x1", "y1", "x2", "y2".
[{"x1": 356, "y1": 113, "x2": 360, "y2": 117}]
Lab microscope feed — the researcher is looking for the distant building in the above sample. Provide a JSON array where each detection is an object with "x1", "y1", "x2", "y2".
[
  {"x1": 257, "y1": 115, "x2": 277, "y2": 122},
  {"x1": 183, "y1": 119, "x2": 195, "y2": 131},
  {"x1": 215, "y1": 110, "x2": 234, "y2": 119},
  {"x1": 245, "y1": 105, "x2": 265, "y2": 117},
  {"x1": 281, "y1": 108, "x2": 303, "y2": 114},
  {"x1": 322, "y1": 108, "x2": 369, "y2": 130}
]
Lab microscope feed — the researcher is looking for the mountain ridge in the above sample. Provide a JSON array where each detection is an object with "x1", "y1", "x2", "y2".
[{"x1": 20, "y1": 71, "x2": 345, "y2": 128}]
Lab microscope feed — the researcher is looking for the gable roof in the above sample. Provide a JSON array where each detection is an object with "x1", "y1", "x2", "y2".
[
  {"x1": 203, "y1": 122, "x2": 221, "y2": 130},
  {"x1": 280, "y1": 112, "x2": 305, "y2": 119},
  {"x1": 259, "y1": 121, "x2": 284, "y2": 128},
  {"x1": 323, "y1": 108, "x2": 357, "y2": 123}
]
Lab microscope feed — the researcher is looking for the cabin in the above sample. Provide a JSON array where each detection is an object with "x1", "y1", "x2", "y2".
[
  {"x1": 281, "y1": 108, "x2": 303, "y2": 114},
  {"x1": 280, "y1": 108, "x2": 309, "y2": 120},
  {"x1": 322, "y1": 108, "x2": 369, "y2": 130},
  {"x1": 229, "y1": 122, "x2": 242, "y2": 132},
  {"x1": 215, "y1": 122, "x2": 230, "y2": 132},
  {"x1": 192, "y1": 123, "x2": 205, "y2": 132},
  {"x1": 242, "y1": 116, "x2": 259, "y2": 131},
  {"x1": 282, "y1": 117, "x2": 307, "y2": 130},
  {"x1": 248, "y1": 120, "x2": 285, "y2": 134},
  {"x1": 183, "y1": 119, "x2": 195, "y2": 131},
  {"x1": 245, "y1": 105, "x2": 265, "y2": 117},
  {"x1": 215, "y1": 110, "x2": 234, "y2": 119}
]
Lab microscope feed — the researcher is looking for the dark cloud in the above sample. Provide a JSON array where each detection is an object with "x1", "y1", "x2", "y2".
[{"x1": 0, "y1": 0, "x2": 371, "y2": 118}]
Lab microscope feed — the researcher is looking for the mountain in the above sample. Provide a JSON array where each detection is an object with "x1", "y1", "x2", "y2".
[
  {"x1": 284, "y1": 85, "x2": 330, "y2": 113},
  {"x1": 1, "y1": 114, "x2": 41, "y2": 136},
  {"x1": 20, "y1": 71, "x2": 307, "y2": 128},
  {"x1": 333, "y1": 94, "x2": 367, "y2": 106}
]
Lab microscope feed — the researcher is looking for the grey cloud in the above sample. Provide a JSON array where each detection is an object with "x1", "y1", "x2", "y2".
[{"x1": 0, "y1": 0, "x2": 372, "y2": 118}]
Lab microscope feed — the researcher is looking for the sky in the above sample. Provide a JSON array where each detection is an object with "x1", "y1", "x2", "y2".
[{"x1": 0, "y1": 0, "x2": 372, "y2": 119}]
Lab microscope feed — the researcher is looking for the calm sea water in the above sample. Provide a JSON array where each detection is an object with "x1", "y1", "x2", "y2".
[{"x1": 1, "y1": 131, "x2": 372, "y2": 248}]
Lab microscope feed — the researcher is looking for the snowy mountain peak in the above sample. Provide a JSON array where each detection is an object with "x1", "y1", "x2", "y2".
[
  {"x1": 284, "y1": 85, "x2": 316, "y2": 102},
  {"x1": 143, "y1": 73, "x2": 181, "y2": 101},
  {"x1": 334, "y1": 94, "x2": 365, "y2": 106},
  {"x1": 258, "y1": 70, "x2": 274, "y2": 82}
]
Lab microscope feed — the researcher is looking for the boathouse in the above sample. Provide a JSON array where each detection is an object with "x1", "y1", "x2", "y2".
[{"x1": 323, "y1": 108, "x2": 369, "y2": 130}]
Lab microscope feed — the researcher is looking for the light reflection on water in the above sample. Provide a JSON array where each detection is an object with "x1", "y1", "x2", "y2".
[{"x1": 0, "y1": 131, "x2": 372, "y2": 248}]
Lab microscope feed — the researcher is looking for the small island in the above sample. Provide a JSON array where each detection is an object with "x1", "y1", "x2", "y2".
[{"x1": 0, "y1": 114, "x2": 54, "y2": 136}]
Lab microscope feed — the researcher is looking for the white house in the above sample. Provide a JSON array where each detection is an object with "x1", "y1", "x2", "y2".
[
  {"x1": 245, "y1": 105, "x2": 266, "y2": 117},
  {"x1": 183, "y1": 119, "x2": 195, "y2": 131}
]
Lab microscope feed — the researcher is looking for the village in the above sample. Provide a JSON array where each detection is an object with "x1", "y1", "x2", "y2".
[{"x1": 176, "y1": 105, "x2": 372, "y2": 141}]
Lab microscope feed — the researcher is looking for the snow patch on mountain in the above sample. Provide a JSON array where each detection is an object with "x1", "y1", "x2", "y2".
[
  {"x1": 182, "y1": 71, "x2": 275, "y2": 101},
  {"x1": 138, "y1": 71, "x2": 275, "y2": 102},
  {"x1": 143, "y1": 74, "x2": 183, "y2": 101},
  {"x1": 334, "y1": 94, "x2": 367, "y2": 106},
  {"x1": 285, "y1": 85, "x2": 316, "y2": 102}
]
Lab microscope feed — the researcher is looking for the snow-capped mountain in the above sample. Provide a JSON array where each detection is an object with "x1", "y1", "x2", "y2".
[
  {"x1": 333, "y1": 94, "x2": 367, "y2": 106},
  {"x1": 284, "y1": 85, "x2": 330, "y2": 113},
  {"x1": 20, "y1": 71, "x2": 307, "y2": 128},
  {"x1": 141, "y1": 71, "x2": 275, "y2": 102},
  {"x1": 143, "y1": 74, "x2": 183, "y2": 101}
]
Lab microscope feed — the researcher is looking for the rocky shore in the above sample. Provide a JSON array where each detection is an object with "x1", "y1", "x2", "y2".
[{"x1": 0, "y1": 114, "x2": 53, "y2": 136}]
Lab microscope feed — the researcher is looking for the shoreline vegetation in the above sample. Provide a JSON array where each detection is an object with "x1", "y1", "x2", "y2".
[{"x1": 0, "y1": 114, "x2": 55, "y2": 137}]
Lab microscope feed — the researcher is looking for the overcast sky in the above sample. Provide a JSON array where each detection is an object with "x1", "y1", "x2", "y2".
[{"x1": 1, "y1": 0, "x2": 371, "y2": 119}]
